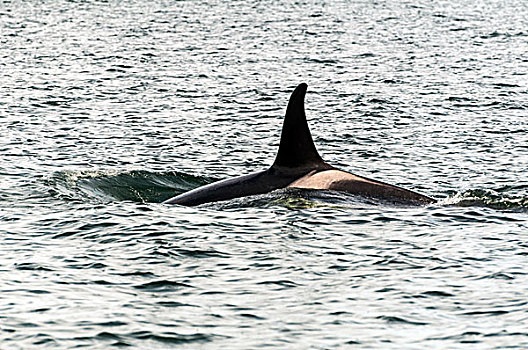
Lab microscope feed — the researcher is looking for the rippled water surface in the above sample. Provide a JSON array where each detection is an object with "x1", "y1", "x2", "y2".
[{"x1": 1, "y1": 0, "x2": 528, "y2": 348}]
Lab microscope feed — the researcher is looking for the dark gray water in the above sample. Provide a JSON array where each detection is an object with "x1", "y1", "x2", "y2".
[{"x1": 1, "y1": 0, "x2": 528, "y2": 348}]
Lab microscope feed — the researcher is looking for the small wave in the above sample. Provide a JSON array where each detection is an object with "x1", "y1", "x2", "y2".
[
  {"x1": 480, "y1": 31, "x2": 526, "y2": 39},
  {"x1": 462, "y1": 310, "x2": 509, "y2": 316},
  {"x1": 14, "y1": 262, "x2": 53, "y2": 271},
  {"x1": 134, "y1": 280, "x2": 194, "y2": 291},
  {"x1": 76, "y1": 330, "x2": 221, "y2": 346},
  {"x1": 47, "y1": 170, "x2": 214, "y2": 203},
  {"x1": 256, "y1": 279, "x2": 301, "y2": 289},
  {"x1": 421, "y1": 290, "x2": 454, "y2": 297},
  {"x1": 171, "y1": 248, "x2": 229, "y2": 258},
  {"x1": 445, "y1": 188, "x2": 528, "y2": 211},
  {"x1": 377, "y1": 315, "x2": 428, "y2": 325},
  {"x1": 128, "y1": 331, "x2": 216, "y2": 345},
  {"x1": 303, "y1": 57, "x2": 338, "y2": 64}
]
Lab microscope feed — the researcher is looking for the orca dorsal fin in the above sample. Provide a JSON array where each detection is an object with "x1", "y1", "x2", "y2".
[{"x1": 272, "y1": 83, "x2": 328, "y2": 169}]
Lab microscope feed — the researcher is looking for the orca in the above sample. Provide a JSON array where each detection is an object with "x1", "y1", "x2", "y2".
[{"x1": 164, "y1": 83, "x2": 436, "y2": 206}]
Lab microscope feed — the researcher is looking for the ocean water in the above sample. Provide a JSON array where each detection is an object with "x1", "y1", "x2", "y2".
[{"x1": 1, "y1": 0, "x2": 527, "y2": 348}]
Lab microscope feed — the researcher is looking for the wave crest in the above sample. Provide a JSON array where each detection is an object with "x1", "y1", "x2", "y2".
[
  {"x1": 47, "y1": 170, "x2": 214, "y2": 203},
  {"x1": 446, "y1": 188, "x2": 528, "y2": 211}
]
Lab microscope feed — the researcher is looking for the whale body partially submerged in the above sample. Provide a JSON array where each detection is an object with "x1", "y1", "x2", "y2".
[{"x1": 164, "y1": 83, "x2": 435, "y2": 206}]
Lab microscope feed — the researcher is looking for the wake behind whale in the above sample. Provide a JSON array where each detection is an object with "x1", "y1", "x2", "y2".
[{"x1": 164, "y1": 83, "x2": 436, "y2": 206}]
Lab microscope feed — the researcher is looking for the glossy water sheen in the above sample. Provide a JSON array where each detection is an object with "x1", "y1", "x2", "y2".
[{"x1": 1, "y1": 0, "x2": 527, "y2": 348}]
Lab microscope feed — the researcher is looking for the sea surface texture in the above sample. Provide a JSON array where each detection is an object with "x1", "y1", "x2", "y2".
[{"x1": 1, "y1": 0, "x2": 527, "y2": 349}]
